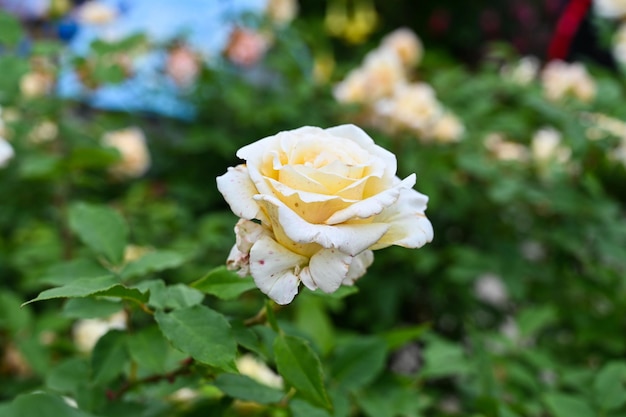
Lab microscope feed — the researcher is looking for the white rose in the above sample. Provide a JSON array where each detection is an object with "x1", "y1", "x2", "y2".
[
  {"x1": 0, "y1": 138, "x2": 15, "y2": 168},
  {"x1": 102, "y1": 127, "x2": 151, "y2": 179},
  {"x1": 594, "y1": 0, "x2": 626, "y2": 18},
  {"x1": 217, "y1": 125, "x2": 433, "y2": 304}
]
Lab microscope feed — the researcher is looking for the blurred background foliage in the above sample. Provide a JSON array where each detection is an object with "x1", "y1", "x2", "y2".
[{"x1": 1, "y1": 0, "x2": 626, "y2": 416}]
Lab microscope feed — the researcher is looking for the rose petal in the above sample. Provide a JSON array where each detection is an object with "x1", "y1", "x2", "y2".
[
  {"x1": 342, "y1": 250, "x2": 374, "y2": 285},
  {"x1": 289, "y1": 164, "x2": 359, "y2": 194},
  {"x1": 325, "y1": 124, "x2": 397, "y2": 178},
  {"x1": 249, "y1": 235, "x2": 308, "y2": 305},
  {"x1": 255, "y1": 194, "x2": 389, "y2": 256},
  {"x1": 325, "y1": 174, "x2": 416, "y2": 225},
  {"x1": 369, "y1": 188, "x2": 434, "y2": 250},
  {"x1": 266, "y1": 178, "x2": 355, "y2": 224},
  {"x1": 301, "y1": 248, "x2": 352, "y2": 293},
  {"x1": 234, "y1": 219, "x2": 269, "y2": 254},
  {"x1": 237, "y1": 131, "x2": 280, "y2": 164},
  {"x1": 226, "y1": 244, "x2": 249, "y2": 277},
  {"x1": 278, "y1": 164, "x2": 329, "y2": 194},
  {"x1": 216, "y1": 165, "x2": 265, "y2": 221}
]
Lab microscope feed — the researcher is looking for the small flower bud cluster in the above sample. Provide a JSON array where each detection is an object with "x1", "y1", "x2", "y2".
[
  {"x1": 541, "y1": 60, "x2": 596, "y2": 102},
  {"x1": 333, "y1": 28, "x2": 463, "y2": 143}
]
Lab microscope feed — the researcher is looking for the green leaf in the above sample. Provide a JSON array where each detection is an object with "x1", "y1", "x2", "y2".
[
  {"x1": 24, "y1": 277, "x2": 147, "y2": 306},
  {"x1": 18, "y1": 154, "x2": 62, "y2": 179},
  {"x1": 290, "y1": 398, "x2": 333, "y2": 417},
  {"x1": 11, "y1": 392, "x2": 97, "y2": 417},
  {"x1": 155, "y1": 305, "x2": 236, "y2": 370},
  {"x1": 24, "y1": 275, "x2": 118, "y2": 305},
  {"x1": 356, "y1": 377, "x2": 423, "y2": 417},
  {"x1": 499, "y1": 405, "x2": 523, "y2": 417},
  {"x1": 420, "y1": 337, "x2": 469, "y2": 378},
  {"x1": 91, "y1": 330, "x2": 128, "y2": 386},
  {"x1": 593, "y1": 361, "x2": 626, "y2": 411},
  {"x1": 0, "y1": 290, "x2": 32, "y2": 334},
  {"x1": 0, "y1": 12, "x2": 24, "y2": 47},
  {"x1": 214, "y1": 373, "x2": 284, "y2": 404},
  {"x1": 68, "y1": 202, "x2": 128, "y2": 265},
  {"x1": 159, "y1": 284, "x2": 204, "y2": 310},
  {"x1": 0, "y1": 403, "x2": 14, "y2": 417},
  {"x1": 94, "y1": 285, "x2": 149, "y2": 305},
  {"x1": 308, "y1": 285, "x2": 359, "y2": 299},
  {"x1": 191, "y1": 266, "x2": 256, "y2": 300},
  {"x1": 139, "y1": 280, "x2": 203, "y2": 310},
  {"x1": 273, "y1": 334, "x2": 331, "y2": 410},
  {"x1": 381, "y1": 324, "x2": 430, "y2": 350},
  {"x1": 93, "y1": 62, "x2": 126, "y2": 84},
  {"x1": 518, "y1": 307, "x2": 557, "y2": 337},
  {"x1": 120, "y1": 250, "x2": 187, "y2": 280},
  {"x1": 67, "y1": 147, "x2": 120, "y2": 170},
  {"x1": 126, "y1": 326, "x2": 169, "y2": 374},
  {"x1": 231, "y1": 321, "x2": 262, "y2": 354},
  {"x1": 295, "y1": 296, "x2": 335, "y2": 355},
  {"x1": 544, "y1": 393, "x2": 595, "y2": 417},
  {"x1": 0, "y1": 55, "x2": 28, "y2": 97},
  {"x1": 62, "y1": 298, "x2": 124, "y2": 319},
  {"x1": 40, "y1": 259, "x2": 111, "y2": 286},
  {"x1": 331, "y1": 337, "x2": 387, "y2": 391},
  {"x1": 46, "y1": 357, "x2": 90, "y2": 395},
  {"x1": 32, "y1": 40, "x2": 64, "y2": 56}
]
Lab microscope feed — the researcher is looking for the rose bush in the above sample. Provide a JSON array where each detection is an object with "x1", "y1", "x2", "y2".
[{"x1": 217, "y1": 124, "x2": 433, "y2": 304}]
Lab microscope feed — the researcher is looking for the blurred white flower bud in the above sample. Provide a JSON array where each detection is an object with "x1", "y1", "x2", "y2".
[
  {"x1": 380, "y1": 28, "x2": 423, "y2": 69},
  {"x1": 102, "y1": 127, "x2": 151, "y2": 179},
  {"x1": 484, "y1": 133, "x2": 529, "y2": 162},
  {"x1": 73, "y1": 310, "x2": 127, "y2": 353},
  {"x1": 77, "y1": 1, "x2": 117, "y2": 25},
  {"x1": 20, "y1": 72, "x2": 53, "y2": 98},
  {"x1": 474, "y1": 273, "x2": 508, "y2": 307},
  {"x1": 501, "y1": 56, "x2": 539, "y2": 85},
  {"x1": 541, "y1": 60, "x2": 596, "y2": 102},
  {"x1": 531, "y1": 127, "x2": 571, "y2": 164},
  {"x1": 28, "y1": 120, "x2": 58, "y2": 144},
  {"x1": 236, "y1": 354, "x2": 283, "y2": 389},
  {"x1": 266, "y1": 0, "x2": 298, "y2": 26},
  {"x1": 0, "y1": 138, "x2": 15, "y2": 168}
]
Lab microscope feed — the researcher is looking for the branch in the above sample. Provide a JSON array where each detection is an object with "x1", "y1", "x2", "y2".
[{"x1": 106, "y1": 357, "x2": 194, "y2": 401}]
